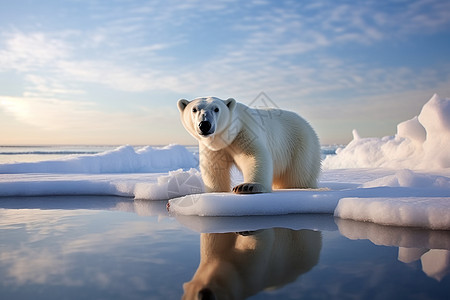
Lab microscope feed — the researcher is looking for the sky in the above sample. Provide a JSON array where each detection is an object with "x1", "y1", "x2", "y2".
[{"x1": 0, "y1": 0, "x2": 449, "y2": 145}]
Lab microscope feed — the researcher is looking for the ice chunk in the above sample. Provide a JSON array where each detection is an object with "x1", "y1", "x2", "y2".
[
  {"x1": 419, "y1": 94, "x2": 450, "y2": 169},
  {"x1": 324, "y1": 94, "x2": 450, "y2": 170},
  {"x1": 397, "y1": 116, "x2": 426, "y2": 144},
  {"x1": 168, "y1": 190, "x2": 339, "y2": 216},
  {"x1": 334, "y1": 197, "x2": 450, "y2": 230},
  {"x1": 134, "y1": 168, "x2": 203, "y2": 200},
  {"x1": 168, "y1": 167, "x2": 450, "y2": 230}
]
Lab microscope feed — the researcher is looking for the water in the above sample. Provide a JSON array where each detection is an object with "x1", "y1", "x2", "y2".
[{"x1": 0, "y1": 196, "x2": 449, "y2": 300}]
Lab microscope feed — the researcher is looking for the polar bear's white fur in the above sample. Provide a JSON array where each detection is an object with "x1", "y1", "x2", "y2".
[
  {"x1": 177, "y1": 96, "x2": 321, "y2": 193},
  {"x1": 182, "y1": 229, "x2": 322, "y2": 299}
]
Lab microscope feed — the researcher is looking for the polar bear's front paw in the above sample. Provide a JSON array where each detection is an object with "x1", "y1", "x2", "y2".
[{"x1": 232, "y1": 182, "x2": 266, "y2": 194}]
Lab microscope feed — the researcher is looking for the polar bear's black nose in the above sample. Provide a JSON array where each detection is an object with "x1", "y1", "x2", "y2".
[
  {"x1": 198, "y1": 288, "x2": 215, "y2": 300},
  {"x1": 199, "y1": 121, "x2": 212, "y2": 135}
]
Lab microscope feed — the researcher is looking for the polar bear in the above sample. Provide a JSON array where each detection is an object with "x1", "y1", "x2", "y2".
[
  {"x1": 177, "y1": 96, "x2": 320, "y2": 193},
  {"x1": 182, "y1": 229, "x2": 322, "y2": 299}
]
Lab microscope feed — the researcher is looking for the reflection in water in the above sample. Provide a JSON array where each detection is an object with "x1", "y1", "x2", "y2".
[
  {"x1": 174, "y1": 213, "x2": 337, "y2": 233},
  {"x1": 1, "y1": 197, "x2": 449, "y2": 299},
  {"x1": 399, "y1": 248, "x2": 450, "y2": 281},
  {"x1": 183, "y1": 228, "x2": 322, "y2": 300},
  {"x1": 0, "y1": 202, "x2": 196, "y2": 300},
  {"x1": 419, "y1": 249, "x2": 450, "y2": 281},
  {"x1": 337, "y1": 218, "x2": 450, "y2": 281}
]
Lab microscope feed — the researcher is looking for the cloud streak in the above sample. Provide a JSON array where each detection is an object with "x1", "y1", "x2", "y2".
[
  {"x1": 0, "y1": 0, "x2": 449, "y2": 144},
  {"x1": 1, "y1": 1, "x2": 449, "y2": 98}
]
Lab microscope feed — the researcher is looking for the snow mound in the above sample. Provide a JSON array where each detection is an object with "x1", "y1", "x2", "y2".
[
  {"x1": 323, "y1": 94, "x2": 450, "y2": 170},
  {"x1": 0, "y1": 144, "x2": 198, "y2": 173},
  {"x1": 0, "y1": 168, "x2": 203, "y2": 200},
  {"x1": 134, "y1": 168, "x2": 204, "y2": 200}
]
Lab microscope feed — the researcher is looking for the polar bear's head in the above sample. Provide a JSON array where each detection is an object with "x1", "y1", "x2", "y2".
[{"x1": 178, "y1": 97, "x2": 237, "y2": 148}]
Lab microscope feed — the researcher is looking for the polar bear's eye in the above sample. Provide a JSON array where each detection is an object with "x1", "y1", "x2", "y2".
[
  {"x1": 214, "y1": 107, "x2": 219, "y2": 113},
  {"x1": 192, "y1": 108, "x2": 197, "y2": 113}
]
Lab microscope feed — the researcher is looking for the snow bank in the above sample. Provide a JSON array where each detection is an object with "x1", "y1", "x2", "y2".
[
  {"x1": 0, "y1": 144, "x2": 198, "y2": 174},
  {"x1": 0, "y1": 168, "x2": 204, "y2": 200},
  {"x1": 323, "y1": 94, "x2": 450, "y2": 170}
]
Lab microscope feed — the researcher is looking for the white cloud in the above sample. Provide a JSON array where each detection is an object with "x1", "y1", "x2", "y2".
[
  {"x1": 399, "y1": 0, "x2": 450, "y2": 33},
  {"x1": 0, "y1": 0, "x2": 449, "y2": 145},
  {"x1": 24, "y1": 74, "x2": 85, "y2": 97},
  {"x1": 0, "y1": 209, "x2": 183, "y2": 286},
  {"x1": 0, "y1": 31, "x2": 184, "y2": 101},
  {"x1": 1, "y1": 0, "x2": 449, "y2": 101},
  {"x1": 0, "y1": 31, "x2": 69, "y2": 72}
]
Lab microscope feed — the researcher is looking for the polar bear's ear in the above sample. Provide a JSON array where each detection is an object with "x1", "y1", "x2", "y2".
[
  {"x1": 177, "y1": 99, "x2": 190, "y2": 112},
  {"x1": 225, "y1": 98, "x2": 236, "y2": 112}
]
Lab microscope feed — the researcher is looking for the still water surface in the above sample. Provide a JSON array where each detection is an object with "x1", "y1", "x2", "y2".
[{"x1": 0, "y1": 196, "x2": 449, "y2": 300}]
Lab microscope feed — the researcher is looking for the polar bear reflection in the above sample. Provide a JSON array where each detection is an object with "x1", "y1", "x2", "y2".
[{"x1": 183, "y1": 228, "x2": 322, "y2": 300}]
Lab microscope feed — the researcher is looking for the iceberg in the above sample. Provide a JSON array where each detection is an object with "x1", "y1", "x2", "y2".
[{"x1": 323, "y1": 94, "x2": 450, "y2": 170}]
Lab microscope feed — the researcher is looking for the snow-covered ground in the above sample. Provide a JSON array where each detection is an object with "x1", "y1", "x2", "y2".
[{"x1": 0, "y1": 94, "x2": 449, "y2": 230}]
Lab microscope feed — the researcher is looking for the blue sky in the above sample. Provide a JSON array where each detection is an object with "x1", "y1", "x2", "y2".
[{"x1": 0, "y1": 0, "x2": 449, "y2": 145}]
